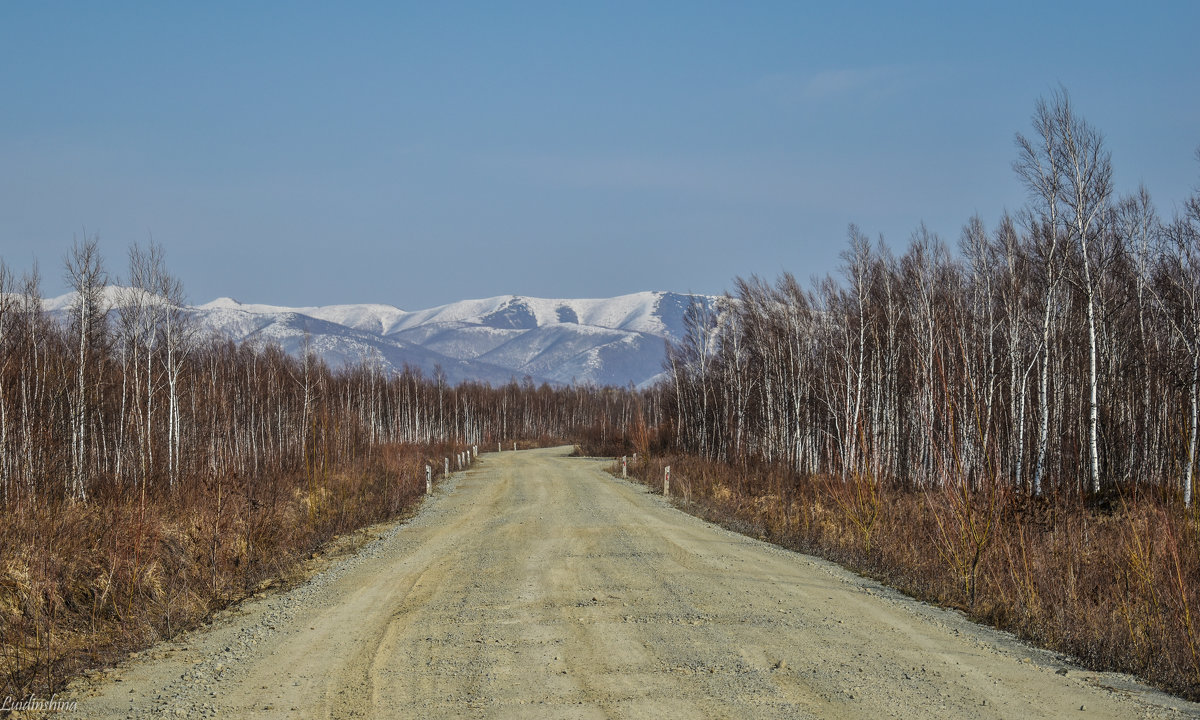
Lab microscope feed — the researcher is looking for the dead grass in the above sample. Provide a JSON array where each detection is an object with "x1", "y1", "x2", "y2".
[
  {"x1": 616, "y1": 453, "x2": 1200, "y2": 700},
  {"x1": 0, "y1": 440, "x2": 461, "y2": 699}
]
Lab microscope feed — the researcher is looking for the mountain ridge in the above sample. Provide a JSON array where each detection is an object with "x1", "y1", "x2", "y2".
[{"x1": 43, "y1": 289, "x2": 717, "y2": 388}]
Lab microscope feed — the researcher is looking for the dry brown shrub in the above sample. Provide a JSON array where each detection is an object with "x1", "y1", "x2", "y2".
[
  {"x1": 0, "y1": 441, "x2": 455, "y2": 699},
  {"x1": 613, "y1": 452, "x2": 1200, "y2": 700}
]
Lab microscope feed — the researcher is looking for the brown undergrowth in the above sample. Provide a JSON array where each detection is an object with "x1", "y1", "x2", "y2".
[
  {"x1": 613, "y1": 452, "x2": 1200, "y2": 701},
  {"x1": 0, "y1": 440, "x2": 468, "y2": 699}
]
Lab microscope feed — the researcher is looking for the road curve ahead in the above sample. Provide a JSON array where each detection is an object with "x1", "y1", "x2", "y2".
[{"x1": 74, "y1": 446, "x2": 1195, "y2": 719}]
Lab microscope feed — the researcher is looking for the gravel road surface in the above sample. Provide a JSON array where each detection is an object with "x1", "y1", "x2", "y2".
[{"x1": 69, "y1": 446, "x2": 1197, "y2": 718}]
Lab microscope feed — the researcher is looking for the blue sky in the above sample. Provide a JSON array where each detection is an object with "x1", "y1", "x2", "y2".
[{"x1": 2, "y1": 2, "x2": 1198, "y2": 308}]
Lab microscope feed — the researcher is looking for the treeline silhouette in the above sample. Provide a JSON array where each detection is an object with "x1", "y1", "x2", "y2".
[
  {"x1": 0, "y1": 245, "x2": 635, "y2": 508},
  {"x1": 642, "y1": 90, "x2": 1200, "y2": 698},
  {"x1": 667, "y1": 89, "x2": 1200, "y2": 506}
]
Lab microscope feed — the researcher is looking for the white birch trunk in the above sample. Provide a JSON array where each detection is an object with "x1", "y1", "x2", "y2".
[{"x1": 1188, "y1": 351, "x2": 1197, "y2": 508}]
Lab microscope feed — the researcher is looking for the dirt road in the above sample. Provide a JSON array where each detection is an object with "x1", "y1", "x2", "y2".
[{"x1": 70, "y1": 447, "x2": 1196, "y2": 718}]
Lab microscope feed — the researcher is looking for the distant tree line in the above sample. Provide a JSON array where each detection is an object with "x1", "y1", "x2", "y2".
[
  {"x1": 665, "y1": 90, "x2": 1200, "y2": 505},
  {"x1": 0, "y1": 242, "x2": 642, "y2": 510}
]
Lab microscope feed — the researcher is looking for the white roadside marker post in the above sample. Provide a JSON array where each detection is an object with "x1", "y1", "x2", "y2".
[
  {"x1": 664, "y1": 465, "x2": 671, "y2": 497},
  {"x1": 425, "y1": 465, "x2": 432, "y2": 494},
  {"x1": 498, "y1": 442, "x2": 502, "y2": 453},
  {"x1": 622, "y1": 456, "x2": 627, "y2": 478},
  {"x1": 473, "y1": 445, "x2": 478, "y2": 459},
  {"x1": 444, "y1": 457, "x2": 449, "y2": 477},
  {"x1": 513, "y1": 442, "x2": 517, "y2": 452}
]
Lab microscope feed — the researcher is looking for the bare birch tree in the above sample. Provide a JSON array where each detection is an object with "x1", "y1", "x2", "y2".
[
  {"x1": 64, "y1": 236, "x2": 107, "y2": 502},
  {"x1": 1015, "y1": 94, "x2": 1068, "y2": 496}
]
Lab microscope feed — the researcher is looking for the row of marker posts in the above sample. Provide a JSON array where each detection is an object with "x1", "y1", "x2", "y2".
[
  {"x1": 427, "y1": 444, "x2": 668, "y2": 497},
  {"x1": 424, "y1": 444, "x2": 480, "y2": 495}
]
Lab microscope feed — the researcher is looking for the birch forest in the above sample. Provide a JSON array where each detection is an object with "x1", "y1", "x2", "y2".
[
  {"x1": 624, "y1": 90, "x2": 1200, "y2": 698},
  {"x1": 667, "y1": 90, "x2": 1200, "y2": 506},
  {"x1": 0, "y1": 240, "x2": 632, "y2": 695},
  {"x1": 0, "y1": 245, "x2": 628, "y2": 510},
  {"x1": 4, "y1": 88, "x2": 1200, "y2": 701}
]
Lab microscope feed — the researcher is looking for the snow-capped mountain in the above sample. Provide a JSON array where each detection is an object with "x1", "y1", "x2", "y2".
[{"x1": 44, "y1": 290, "x2": 716, "y2": 388}]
